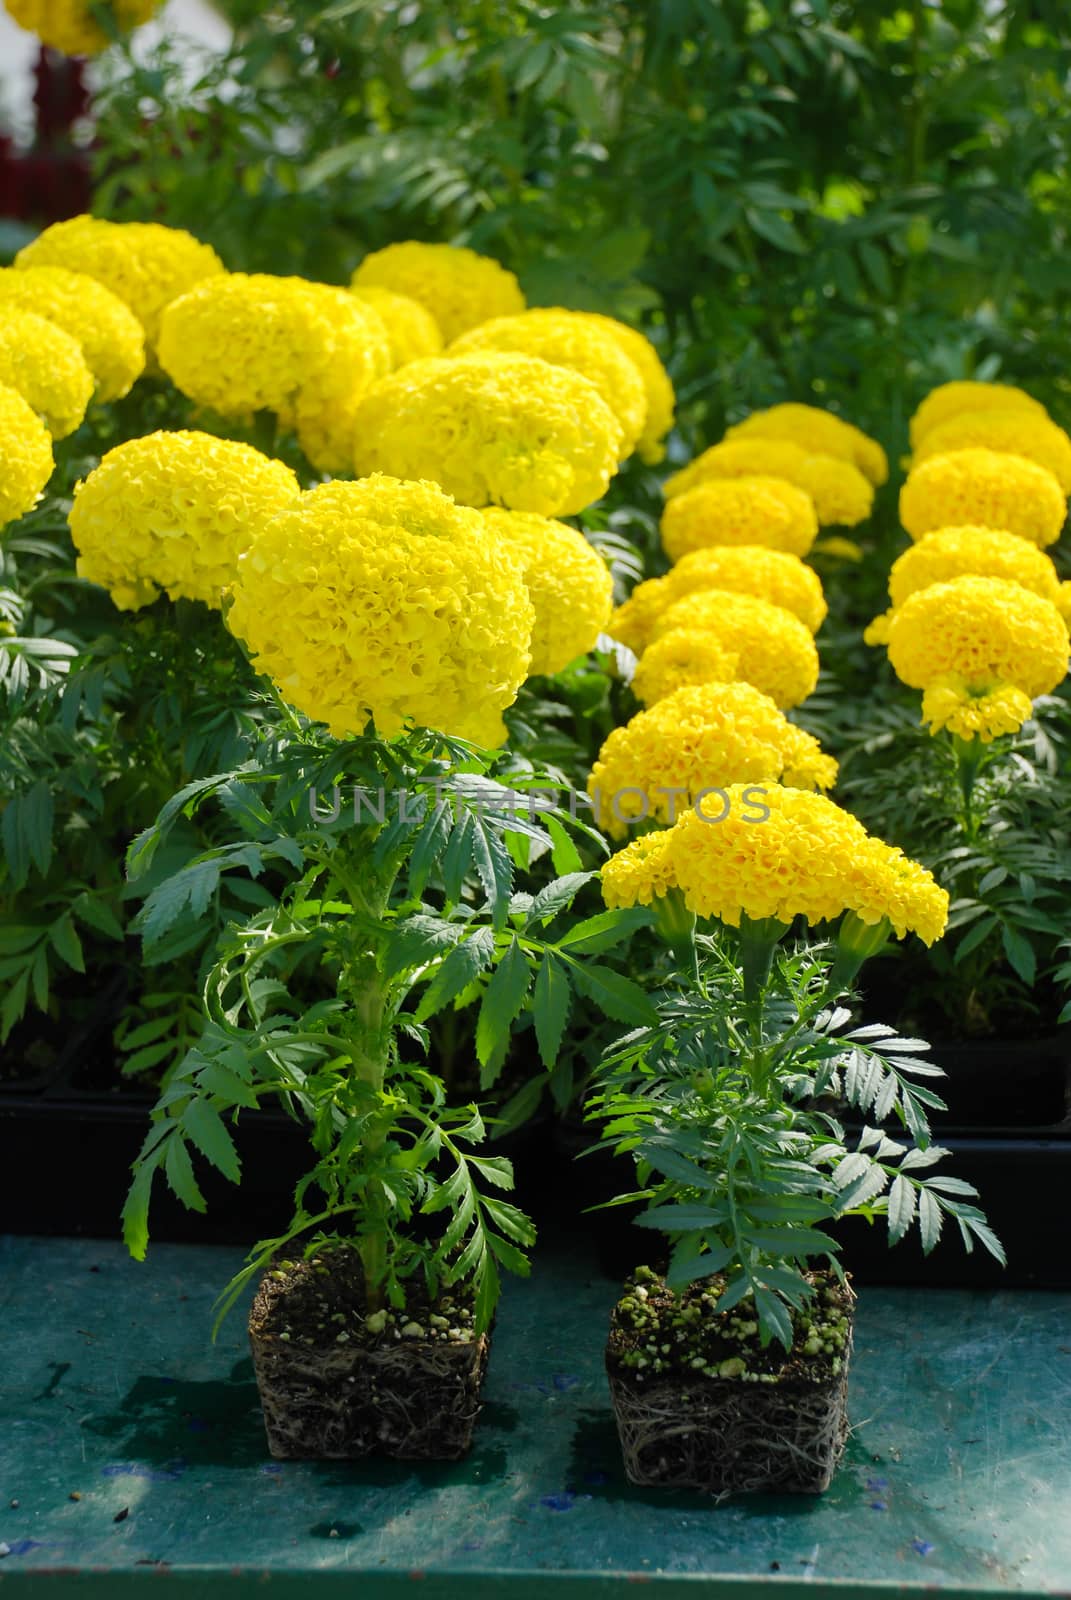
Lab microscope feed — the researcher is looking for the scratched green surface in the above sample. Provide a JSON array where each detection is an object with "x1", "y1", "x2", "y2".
[{"x1": 0, "y1": 1233, "x2": 1069, "y2": 1597}]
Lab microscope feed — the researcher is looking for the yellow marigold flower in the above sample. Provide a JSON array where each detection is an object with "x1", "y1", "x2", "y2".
[
  {"x1": 450, "y1": 309, "x2": 647, "y2": 460},
  {"x1": 601, "y1": 785, "x2": 948, "y2": 944},
  {"x1": 646, "y1": 590, "x2": 820, "y2": 708},
  {"x1": 351, "y1": 353, "x2": 622, "y2": 517},
  {"x1": 909, "y1": 381, "x2": 1049, "y2": 450},
  {"x1": 610, "y1": 545, "x2": 826, "y2": 655},
  {"x1": 288, "y1": 285, "x2": 392, "y2": 473},
  {"x1": 69, "y1": 430, "x2": 300, "y2": 612},
  {"x1": 4, "y1": 0, "x2": 159, "y2": 53},
  {"x1": 630, "y1": 628, "x2": 738, "y2": 706},
  {"x1": 227, "y1": 475, "x2": 534, "y2": 742},
  {"x1": 661, "y1": 476, "x2": 818, "y2": 563},
  {"x1": 0, "y1": 308, "x2": 93, "y2": 438},
  {"x1": 0, "y1": 382, "x2": 54, "y2": 526},
  {"x1": 577, "y1": 313, "x2": 674, "y2": 464},
  {"x1": 588, "y1": 682, "x2": 837, "y2": 838},
  {"x1": 900, "y1": 448, "x2": 1067, "y2": 548},
  {"x1": 664, "y1": 438, "x2": 873, "y2": 528},
  {"x1": 913, "y1": 410, "x2": 1071, "y2": 494},
  {"x1": 725, "y1": 403, "x2": 888, "y2": 486},
  {"x1": 886, "y1": 575, "x2": 1070, "y2": 741},
  {"x1": 17, "y1": 215, "x2": 224, "y2": 350},
  {"x1": 480, "y1": 508, "x2": 612, "y2": 676},
  {"x1": 0, "y1": 266, "x2": 144, "y2": 403},
  {"x1": 349, "y1": 285, "x2": 444, "y2": 367},
  {"x1": 351, "y1": 241, "x2": 525, "y2": 344}
]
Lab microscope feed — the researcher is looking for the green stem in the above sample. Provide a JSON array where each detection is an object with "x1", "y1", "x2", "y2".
[{"x1": 952, "y1": 733, "x2": 987, "y2": 838}]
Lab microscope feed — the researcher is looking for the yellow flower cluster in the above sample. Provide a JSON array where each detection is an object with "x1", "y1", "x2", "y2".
[
  {"x1": 480, "y1": 508, "x2": 612, "y2": 676},
  {"x1": 610, "y1": 545, "x2": 826, "y2": 654},
  {"x1": 0, "y1": 308, "x2": 94, "y2": 438},
  {"x1": 588, "y1": 683, "x2": 837, "y2": 837},
  {"x1": 578, "y1": 313, "x2": 674, "y2": 464},
  {"x1": 0, "y1": 266, "x2": 144, "y2": 403},
  {"x1": 69, "y1": 431, "x2": 300, "y2": 611},
  {"x1": 601, "y1": 786, "x2": 948, "y2": 945},
  {"x1": 912, "y1": 410, "x2": 1071, "y2": 494},
  {"x1": 349, "y1": 285, "x2": 444, "y2": 367},
  {"x1": 17, "y1": 216, "x2": 224, "y2": 350},
  {"x1": 0, "y1": 382, "x2": 54, "y2": 527},
  {"x1": 908, "y1": 381, "x2": 1048, "y2": 450},
  {"x1": 661, "y1": 476, "x2": 818, "y2": 562},
  {"x1": 642, "y1": 590, "x2": 819, "y2": 708},
  {"x1": 664, "y1": 438, "x2": 873, "y2": 527},
  {"x1": 4, "y1": 0, "x2": 160, "y2": 53},
  {"x1": 351, "y1": 242, "x2": 525, "y2": 344},
  {"x1": 227, "y1": 476, "x2": 534, "y2": 744},
  {"x1": 351, "y1": 353, "x2": 621, "y2": 517},
  {"x1": 450, "y1": 308, "x2": 648, "y2": 460},
  {"x1": 885, "y1": 576, "x2": 1069, "y2": 741},
  {"x1": 629, "y1": 629, "x2": 738, "y2": 706},
  {"x1": 900, "y1": 448, "x2": 1066, "y2": 548},
  {"x1": 724, "y1": 403, "x2": 888, "y2": 486}
]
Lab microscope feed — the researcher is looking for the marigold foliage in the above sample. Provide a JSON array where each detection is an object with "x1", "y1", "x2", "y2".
[
  {"x1": 481, "y1": 507, "x2": 612, "y2": 676},
  {"x1": 351, "y1": 353, "x2": 621, "y2": 516},
  {"x1": 912, "y1": 409, "x2": 1071, "y2": 493},
  {"x1": 227, "y1": 475, "x2": 535, "y2": 743},
  {"x1": 630, "y1": 629, "x2": 739, "y2": 706},
  {"x1": 578, "y1": 312, "x2": 674, "y2": 464},
  {"x1": 664, "y1": 438, "x2": 873, "y2": 527},
  {"x1": 725, "y1": 403, "x2": 888, "y2": 486},
  {"x1": 349, "y1": 285, "x2": 444, "y2": 366},
  {"x1": 0, "y1": 265, "x2": 144, "y2": 402},
  {"x1": 661, "y1": 475, "x2": 818, "y2": 562},
  {"x1": 0, "y1": 308, "x2": 93, "y2": 438},
  {"x1": 610, "y1": 545, "x2": 826, "y2": 654},
  {"x1": 588, "y1": 682, "x2": 837, "y2": 838},
  {"x1": 70, "y1": 430, "x2": 300, "y2": 611},
  {"x1": 0, "y1": 381, "x2": 54, "y2": 526},
  {"x1": 909, "y1": 381, "x2": 1049, "y2": 450},
  {"x1": 351, "y1": 241, "x2": 525, "y2": 343},
  {"x1": 645, "y1": 590, "x2": 819, "y2": 708},
  {"x1": 450, "y1": 308, "x2": 648, "y2": 459},
  {"x1": 900, "y1": 448, "x2": 1067, "y2": 548},
  {"x1": 4, "y1": 0, "x2": 159, "y2": 53},
  {"x1": 17, "y1": 215, "x2": 224, "y2": 350},
  {"x1": 601, "y1": 785, "x2": 948, "y2": 945}
]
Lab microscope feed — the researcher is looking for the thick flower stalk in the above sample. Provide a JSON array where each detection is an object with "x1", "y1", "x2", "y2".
[
  {"x1": 661, "y1": 476, "x2": 818, "y2": 561},
  {"x1": 481, "y1": 508, "x2": 612, "y2": 676},
  {"x1": 351, "y1": 241, "x2": 525, "y2": 343},
  {"x1": 663, "y1": 438, "x2": 873, "y2": 527},
  {"x1": 912, "y1": 410, "x2": 1071, "y2": 493},
  {"x1": 0, "y1": 308, "x2": 93, "y2": 438},
  {"x1": 4, "y1": 0, "x2": 160, "y2": 52},
  {"x1": 724, "y1": 403, "x2": 888, "y2": 486},
  {"x1": 351, "y1": 353, "x2": 621, "y2": 516},
  {"x1": 69, "y1": 431, "x2": 300, "y2": 611},
  {"x1": 909, "y1": 381, "x2": 1049, "y2": 449},
  {"x1": 601, "y1": 785, "x2": 948, "y2": 946},
  {"x1": 577, "y1": 313, "x2": 674, "y2": 464},
  {"x1": 643, "y1": 590, "x2": 820, "y2": 708},
  {"x1": 900, "y1": 449, "x2": 1067, "y2": 548},
  {"x1": 17, "y1": 216, "x2": 225, "y2": 350},
  {"x1": 588, "y1": 682, "x2": 837, "y2": 837},
  {"x1": 349, "y1": 285, "x2": 444, "y2": 367},
  {"x1": 227, "y1": 475, "x2": 535, "y2": 744},
  {"x1": 450, "y1": 308, "x2": 648, "y2": 460},
  {"x1": 884, "y1": 575, "x2": 1070, "y2": 741},
  {"x1": 0, "y1": 266, "x2": 144, "y2": 402},
  {"x1": 610, "y1": 545, "x2": 826, "y2": 654},
  {"x1": 0, "y1": 382, "x2": 54, "y2": 526}
]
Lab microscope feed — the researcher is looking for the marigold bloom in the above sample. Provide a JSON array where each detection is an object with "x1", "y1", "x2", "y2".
[
  {"x1": 0, "y1": 308, "x2": 93, "y2": 438},
  {"x1": 481, "y1": 508, "x2": 612, "y2": 676},
  {"x1": 228, "y1": 476, "x2": 534, "y2": 743},
  {"x1": 349, "y1": 285, "x2": 444, "y2": 366},
  {"x1": 0, "y1": 382, "x2": 54, "y2": 526},
  {"x1": 664, "y1": 438, "x2": 873, "y2": 528},
  {"x1": 909, "y1": 381, "x2": 1049, "y2": 450},
  {"x1": 70, "y1": 431, "x2": 300, "y2": 611},
  {"x1": 4, "y1": 0, "x2": 159, "y2": 52},
  {"x1": 288, "y1": 285, "x2": 392, "y2": 472},
  {"x1": 450, "y1": 308, "x2": 647, "y2": 459},
  {"x1": 912, "y1": 410, "x2": 1071, "y2": 494},
  {"x1": 351, "y1": 241, "x2": 525, "y2": 343},
  {"x1": 725, "y1": 403, "x2": 888, "y2": 486},
  {"x1": 630, "y1": 628, "x2": 738, "y2": 706},
  {"x1": 351, "y1": 353, "x2": 621, "y2": 516},
  {"x1": 661, "y1": 476, "x2": 818, "y2": 562},
  {"x1": 645, "y1": 590, "x2": 820, "y2": 708},
  {"x1": 588, "y1": 683, "x2": 837, "y2": 838},
  {"x1": 17, "y1": 216, "x2": 224, "y2": 350},
  {"x1": 602, "y1": 786, "x2": 948, "y2": 944},
  {"x1": 0, "y1": 266, "x2": 144, "y2": 402},
  {"x1": 885, "y1": 575, "x2": 1069, "y2": 741},
  {"x1": 900, "y1": 449, "x2": 1067, "y2": 548},
  {"x1": 578, "y1": 313, "x2": 674, "y2": 464},
  {"x1": 610, "y1": 546, "x2": 826, "y2": 655}
]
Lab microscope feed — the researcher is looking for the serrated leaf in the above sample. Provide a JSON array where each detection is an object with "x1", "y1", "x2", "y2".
[
  {"x1": 1001, "y1": 923, "x2": 1037, "y2": 985},
  {"x1": 917, "y1": 1186, "x2": 943, "y2": 1253},
  {"x1": 568, "y1": 961, "x2": 658, "y2": 1025},
  {"x1": 182, "y1": 1099, "x2": 241, "y2": 1183},
  {"x1": 887, "y1": 1174, "x2": 915, "y2": 1243},
  {"x1": 634, "y1": 1203, "x2": 730, "y2": 1231},
  {"x1": 415, "y1": 925, "x2": 496, "y2": 1022},
  {"x1": 532, "y1": 952, "x2": 571, "y2": 1068},
  {"x1": 555, "y1": 906, "x2": 652, "y2": 955},
  {"x1": 475, "y1": 938, "x2": 532, "y2": 1076},
  {"x1": 164, "y1": 1133, "x2": 207, "y2": 1213},
  {"x1": 525, "y1": 871, "x2": 594, "y2": 927}
]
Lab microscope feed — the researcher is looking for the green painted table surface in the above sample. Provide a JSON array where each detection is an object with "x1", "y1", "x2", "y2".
[{"x1": 0, "y1": 1233, "x2": 1069, "y2": 1600}]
